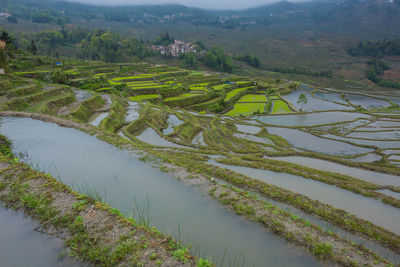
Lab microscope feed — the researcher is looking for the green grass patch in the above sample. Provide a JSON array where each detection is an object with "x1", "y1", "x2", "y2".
[
  {"x1": 94, "y1": 73, "x2": 107, "y2": 77},
  {"x1": 235, "y1": 81, "x2": 253, "y2": 86},
  {"x1": 112, "y1": 74, "x2": 155, "y2": 82},
  {"x1": 270, "y1": 100, "x2": 292, "y2": 114},
  {"x1": 225, "y1": 103, "x2": 266, "y2": 116},
  {"x1": 164, "y1": 92, "x2": 204, "y2": 102},
  {"x1": 189, "y1": 86, "x2": 208, "y2": 91},
  {"x1": 129, "y1": 85, "x2": 169, "y2": 90},
  {"x1": 212, "y1": 84, "x2": 231, "y2": 91},
  {"x1": 127, "y1": 82, "x2": 158, "y2": 87},
  {"x1": 237, "y1": 94, "x2": 267, "y2": 102},
  {"x1": 189, "y1": 71, "x2": 204, "y2": 76},
  {"x1": 128, "y1": 95, "x2": 160, "y2": 101}
]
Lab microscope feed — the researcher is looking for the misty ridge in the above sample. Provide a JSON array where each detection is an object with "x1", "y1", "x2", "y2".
[
  {"x1": 64, "y1": 0, "x2": 307, "y2": 10},
  {"x1": 1, "y1": 0, "x2": 400, "y2": 38}
]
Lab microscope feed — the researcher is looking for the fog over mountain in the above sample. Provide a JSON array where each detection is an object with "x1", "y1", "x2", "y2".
[{"x1": 64, "y1": 0, "x2": 307, "y2": 10}]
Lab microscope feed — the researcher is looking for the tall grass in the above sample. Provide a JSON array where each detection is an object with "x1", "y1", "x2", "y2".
[
  {"x1": 132, "y1": 195, "x2": 151, "y2": 227},
  {"x1": 74, "y1": 182, "x2": 109, "y2": 204}
]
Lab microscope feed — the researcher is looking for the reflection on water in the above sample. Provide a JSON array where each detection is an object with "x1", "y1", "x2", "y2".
[
  {"x1": 89, "y1": 112, "x2": 109, "y2": 127},
  {"x1": 137, "y1": 128, "x2": 185, "y2": 148},
  {"x1": 0, "y1": 207, "x2": 83, "y2": 267},
  {"x1": 162, "y1": 115, "x2": 183, "y2": 135}
]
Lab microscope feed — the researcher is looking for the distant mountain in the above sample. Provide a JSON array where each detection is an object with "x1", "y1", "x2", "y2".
[
  {"x1": 1, "y1": 0, "x2": 399, "y2": 38},
  {"x1": 238, "y1": 0, "x2": 400, "y2": 38}
]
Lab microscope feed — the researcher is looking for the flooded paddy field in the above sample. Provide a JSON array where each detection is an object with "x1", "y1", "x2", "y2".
[
  {"x1": 266, "y1": 156, "x2": 400, "y2": 186},
  {"x1": 267, "y1": 126, "x2": 373, "y2": 155},
  {"x1": 208, "y1": 159, "x2": 400, "y2": 235},
  {"x1": 312, "y1": 91, "x2": 349, "y2": 105},
  {"x1": 324, "y1": 134, "x2": 400, "y2": 149},
  {"x1": 282, "y1": 86, "x2": 353, "y2": 112},
  {"x1": 345, "y1": 94, "x2": 391, "y2": 108},
  {"x1": 125, "y1": 101, "x2": 141, "y2": 122},
  {"x1": 73, "y1": 90, "x2": 93, "y2": 103},
  {"x1": 256, "y1": 111, "x2": 370, "y2": 127},
  {"x1": 136, "y1": 127, "x2": 186, "y2": 148}
]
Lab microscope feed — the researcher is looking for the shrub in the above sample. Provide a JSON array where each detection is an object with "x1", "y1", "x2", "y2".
[{"x1": 313, "y1": 242, "x2": 333, "y2": 259}]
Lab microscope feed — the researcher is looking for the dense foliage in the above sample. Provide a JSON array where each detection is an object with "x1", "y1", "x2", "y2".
[
  {"x1": 348, "y1": 39, "x2": 400, "y2": 57},
  {"x1": 13, "y1": 27, "x2": 152, "y2": 62},
  {"x1": 366, "y1": 59, "x2": 400, "y2": 89},
  {"x1": 235, "y1": 54, "x2": 260, "y2": 68},
  {"x1": 79, "y1": 30, "x2": 152, "y2": 62},
  {"x1": 271, "y1": 66, "x2": 333, "y2": 78},
  {"x1": 180, "y1": 53, "x2": 198, "y2": 69},
  {"x1": 0, "y1": 0, "x2": 70, "y2": 25},
  {"x1": 153, "y1": 32, "x2": 174, "y2": 46},
  {"x1": 202, "y1": 46, "x2": 233, "y2": 73}
]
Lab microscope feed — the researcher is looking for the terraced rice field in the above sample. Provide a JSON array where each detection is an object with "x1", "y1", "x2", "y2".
[{"x1": 1, "y1": 58, "x2": 400, "y2": 267}]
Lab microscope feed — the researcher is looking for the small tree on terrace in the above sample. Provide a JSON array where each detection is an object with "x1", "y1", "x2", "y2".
[
  {"x1": 297, "y1": 93, "x2": 308, "y2": 110},
  {"x1": 28, "y1": 40, "x2": 38, "y2": 55},
  {"x1": 0, "y1": 43, "x2": 6, "y2": 73}
]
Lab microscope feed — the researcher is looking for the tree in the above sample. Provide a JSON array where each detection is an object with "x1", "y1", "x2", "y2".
[
  {"x1": 203, "y1": 51, "x2": 218, "y2": 69},
  {"x1": 235, "y1": 54, "x2": 260, "y2": 68},
  {"x1": 297, "y1": 93, "x2": 308, "y2": 110},
  {"x1": 0, "y1": 43, "x2": 6, "y2": 71},
  {"x1": 61, "y1": 25, "x2": 67, "y2": 40},
  {"x1": 0, "y1": 31, "x2": 15, "y2": 47},
  {"x1": 202, "y1": 46, "x2": 234, "y2": 73},
  {"x1": 32, "y1": 13, "x2": 54, "y2": 24},
  {"x1": 154, "y1": 32, "x2": 174, "y2": 46},
  {"x1": 79, "y1": 30, "x2": 150, "y2": 62},
  {"x1": 28, "y1": 40, "x2": 38, "y2": 55},
  {"x1": 34, "y1": 30, "x2": 63, "y2": 55},
  {"x1": 266, "y1": 89, "x2": 274, "y2": 98},
  {"x1": 195, "y1": 40, "x2": 206, "y2": 50},
  {"x1": 181, "y1": 52, "x2": 198, "y2": 69},
  {"x1": 7, "y1": 16, "x2": 17, "y2": 23}
]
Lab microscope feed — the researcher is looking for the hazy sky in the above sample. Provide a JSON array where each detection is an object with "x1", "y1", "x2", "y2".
[{"x1": 65, "y1": 0, "x2": 298, "y2": 10}]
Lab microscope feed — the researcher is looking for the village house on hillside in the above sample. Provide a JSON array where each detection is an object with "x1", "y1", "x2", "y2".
[
  {"x1": 0, "y1": 12, "x2": 11, "y2": 18},
  {"x1": 152, "y1": 39, "x2": 204, "y2": 57}
]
